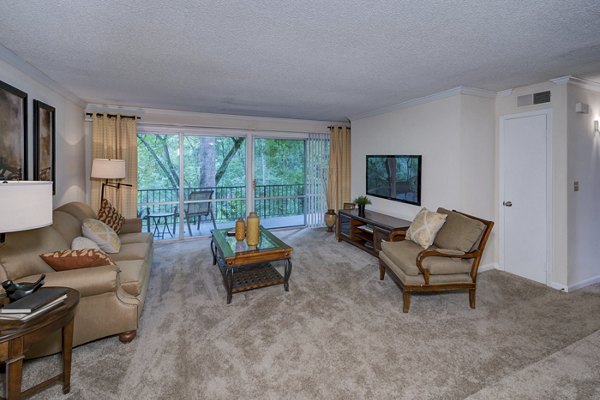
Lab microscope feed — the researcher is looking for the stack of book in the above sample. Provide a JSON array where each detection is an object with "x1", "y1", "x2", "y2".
[{"x1": 0, "y1": 288, "x2": 68, "y2": 322}]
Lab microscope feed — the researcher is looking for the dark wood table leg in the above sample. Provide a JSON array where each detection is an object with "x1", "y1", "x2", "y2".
[
  {"x1": 226, "y1": 268, "x2": 233, "y2": 304},
  {"x1": 6, "y1": 338, "x2": 24, "y2": 400},
  {"x1": 61, "y1": 318, "x2": 75, "y2": 394},
  {"x1": 283, "y1": 259, "x2": 292, "y2": 291}
]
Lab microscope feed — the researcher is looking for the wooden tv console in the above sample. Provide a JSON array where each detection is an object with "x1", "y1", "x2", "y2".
[{"x1": 336, "y1": 209, "x2": 411, "y2": 256}]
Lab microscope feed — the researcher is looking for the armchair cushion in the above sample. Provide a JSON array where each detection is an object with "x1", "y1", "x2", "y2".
[
  {"x1": 406, "y1": 208, "x2": 447, "y2": 249},
  {"x1": 380, "y1": 240, "x2": 422, "y2": 276},
  {"x1": 380, "y1": 252, "x2": 473, "y2": 285},
  {"x1": 434, "y1": 208, "x2": 486, "y2": 252},
  {"x1": 381, "y1": 241, "x2": 473, "y2": 276}
]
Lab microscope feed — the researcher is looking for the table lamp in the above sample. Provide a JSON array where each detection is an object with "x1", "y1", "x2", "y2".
[
  {"x1": 0, "y1": 181, "x2": 53, "y2": 243},
  {"x1": 91, "y1": 158, "x2": 132, "y2": 203}
]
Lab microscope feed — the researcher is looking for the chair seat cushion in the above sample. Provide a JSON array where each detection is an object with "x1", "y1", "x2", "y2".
[
  {"x1": 380, "y1": 252, "x2": 473, "y2": 286},
  {"x1": 380, "y1": 240, "x2": 473, "y2": 276},
  {"x1": 380, "y1": 240, "x2": 422, "y2": 276}
]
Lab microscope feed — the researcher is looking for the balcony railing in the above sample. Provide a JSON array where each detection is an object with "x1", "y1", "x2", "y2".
[{"x1": 138, "y1": 184, "x2": 305, "y2": 221}]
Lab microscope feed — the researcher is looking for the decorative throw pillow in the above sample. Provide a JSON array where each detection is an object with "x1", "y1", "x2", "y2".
[
  {"x1": 97, "y1": 199, "x2": 125, "y2": 233},
  {"x1": 72, "y1": 236, "x2": 100, "y2": 250},
  {"x1": 82, "y1": 218, "x2": 121, "y2": 253},
  {"x1": 405, "y1": 207, "x2": 448, "y2": 249},
  {"x1": 40, "y1": 249, "x2": 115, "y2": 271}
]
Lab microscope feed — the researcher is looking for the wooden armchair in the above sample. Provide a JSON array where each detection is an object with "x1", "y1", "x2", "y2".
[{"x1": 379, "y1": 209, "x2": 493, "y2": 312}]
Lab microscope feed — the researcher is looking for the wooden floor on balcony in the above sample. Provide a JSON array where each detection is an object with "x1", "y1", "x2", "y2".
[{"x1": 146, "y1": 214, "x2": 306, "y2": 240}]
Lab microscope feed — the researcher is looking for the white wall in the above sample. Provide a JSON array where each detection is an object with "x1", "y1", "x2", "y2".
[
  {"x1": 0, "y1": 57, "x2": 86, "y2": 207},
  {"x1": 351, "y1": 93, "x2": 496, "y2": 266},
  {"x1": 566, "y1": 84, "x2": 600, "y2": 288}
]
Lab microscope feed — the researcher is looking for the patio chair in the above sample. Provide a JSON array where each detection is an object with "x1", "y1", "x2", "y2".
[{"x1": 185, "y1": 190, "x2": 216, "y2": 236}]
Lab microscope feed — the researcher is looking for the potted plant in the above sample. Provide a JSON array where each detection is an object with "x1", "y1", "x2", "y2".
[{"x1": 353, "y1": 196, "x2": 372, "y2": 217}]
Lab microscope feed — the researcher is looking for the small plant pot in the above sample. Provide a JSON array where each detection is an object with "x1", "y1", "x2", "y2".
[{"x1": 358, "y1": 204, "x2": 366, "y2": 217}]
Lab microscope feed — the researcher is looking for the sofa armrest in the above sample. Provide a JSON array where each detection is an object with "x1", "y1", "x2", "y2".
[
  {"x1": 120, "y1": 218, "x2": 142, "y2": 234},
  {"x1": 17, "y1": 265, "x2": 119, "y2": 297}
]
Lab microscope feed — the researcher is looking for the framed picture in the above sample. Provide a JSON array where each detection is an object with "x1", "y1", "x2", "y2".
[
  {"x1": 33, "y1": 100, "x2": 56, "y2": 194},
  {"x1": 0, "y1": 80, "x2": 27, "y2": 180}
]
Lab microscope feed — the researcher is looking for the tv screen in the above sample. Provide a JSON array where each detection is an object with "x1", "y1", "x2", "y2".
[{"x1": 366, "y1": 155, "x2": 422, "y2": 206}]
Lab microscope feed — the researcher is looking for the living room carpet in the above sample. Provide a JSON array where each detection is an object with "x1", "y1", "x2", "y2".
[{"x1": 7, "y1": 228, "x2": 600, "y2": 399}]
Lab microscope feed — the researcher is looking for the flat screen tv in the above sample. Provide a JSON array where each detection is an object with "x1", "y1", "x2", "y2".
[{"x1": 366, "y1": 155, "x2": 422, "y2": 206}]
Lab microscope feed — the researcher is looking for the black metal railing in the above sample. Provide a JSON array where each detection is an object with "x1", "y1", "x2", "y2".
[{"x1": 138, "y1": 184, "x2": 305, "y2": 221}]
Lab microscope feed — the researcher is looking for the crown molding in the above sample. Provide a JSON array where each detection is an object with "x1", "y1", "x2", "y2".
[
  {"x1": 550, "y1": 75, "x2": 600, "y2": 93},
  {"x1": 350, "y1": 86, "x2": 497, "y2": 121},
  {"x1": 496, "y1": 89, "x2": 514, "y2": 97},
  {"x1": 0, "y1": 44, "x2": 86, "y2": 107}
]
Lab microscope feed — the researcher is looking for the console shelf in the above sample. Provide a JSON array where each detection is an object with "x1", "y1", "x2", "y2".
[{"x1": 336, "y1": 209, "x2": 410, "y2": 256}]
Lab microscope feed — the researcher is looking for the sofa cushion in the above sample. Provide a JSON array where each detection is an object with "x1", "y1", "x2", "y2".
[
  {"x1": 40, "y1": 249, "x2": 115, "y2": 271},
  {"x1": 72, "y1": 236, "x2": 100, "y2": 250},
  {"x1": 116, "y1": 259, "x2": 148, "y2": 296},
  {"x1": 110, "y1": 242, "x2": 150, "y2": 261},
  {"x1": 380, "y1": 240, "x2": 422, "y2": 276},
  {"x1": 82, "y1": 218, "x2": 121, "y2": 253},
  {"x1": 434, "y1": 209, "x2": 486, "y2": 252},
  {"x1": 119, "y1": 232, "x2": 153, "y2": 245},
  {"x1": 52, "y1": 210, "x2": 84, "y2": 245},
  {"x1": 0, "y1": 226, "x2": 67, "y2": 279},
  {"x1": 55, "y1": 202, "x2": 97, "y2": 223},
  {"x1": 405, "y1": 208, "x2": 447, "y2": 249},
  {"x1": 97, "y1": 199, "x2": 125, "y2": 233}
]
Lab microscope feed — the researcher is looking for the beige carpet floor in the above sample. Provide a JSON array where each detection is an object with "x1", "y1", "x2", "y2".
[{"x1": 5, "y1": 228, "x2": 600, "y2": 399}]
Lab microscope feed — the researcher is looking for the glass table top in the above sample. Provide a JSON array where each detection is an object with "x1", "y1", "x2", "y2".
[{"x1": 212, "y1": 226, "x2": 290, "y2": 258}]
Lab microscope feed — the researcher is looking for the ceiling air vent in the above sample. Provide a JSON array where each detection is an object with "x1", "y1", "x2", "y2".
[{"x1": 517, "y1": 91, "x2": 551, "y2": 107}]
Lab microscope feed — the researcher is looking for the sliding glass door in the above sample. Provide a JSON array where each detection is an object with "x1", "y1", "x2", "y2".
[
  {"x1": 138, "y1": 129, "x2": 327, "y2": 240},
  {"x1": 253, "y1": 138, "x2": 306, "y2": 229}
]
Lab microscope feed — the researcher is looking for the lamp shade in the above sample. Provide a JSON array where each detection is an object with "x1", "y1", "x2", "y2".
[
  {"x1": 91, "y1": 159, "x2": 126, "y2": 179},
  {"x1": 0, "y1": 181, "x2": 53, "y2": 233}
]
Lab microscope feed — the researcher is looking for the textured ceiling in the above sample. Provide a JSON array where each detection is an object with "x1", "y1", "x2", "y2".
[{"x1": 1, "y1": 0, "x2": 600, "y2": 121}]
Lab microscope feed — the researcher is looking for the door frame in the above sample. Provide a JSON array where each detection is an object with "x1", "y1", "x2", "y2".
[{"x1": 498, "y1": 109, "x2": 553, "y2": 285}]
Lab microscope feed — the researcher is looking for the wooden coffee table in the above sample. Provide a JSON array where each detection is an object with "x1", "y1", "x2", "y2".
[
  {"x1": 0, "y1": 287, "x2": 80, "y2": 399},
  {"x1": 211, "y1": 226, "x2": 293, "y2": 303}
]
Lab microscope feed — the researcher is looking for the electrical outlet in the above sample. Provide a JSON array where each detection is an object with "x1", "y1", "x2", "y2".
[{"x1": 574, "y1": 181, "x2": 579, "y2": 192}]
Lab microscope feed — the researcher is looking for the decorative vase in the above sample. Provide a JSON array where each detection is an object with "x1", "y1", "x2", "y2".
[
  {"x1": 325, "y1": 209, "x2": 337, "y2": 232},
  {"x1": 235, "y1": 218, "x2": 246, "y2": 241},
  {"x1": 358, "y1": 204, "x2": 366, "y2": 217},
  {"x1": 246, "y1": 211, "x2": 260, "y2": 247}
]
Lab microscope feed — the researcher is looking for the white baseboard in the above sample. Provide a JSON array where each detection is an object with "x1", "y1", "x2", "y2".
[
  {"x1": 479, "y1": 263, "x2": 499, "y2": 272},
  {"x1": 567, "y1": 275, "x2": 600, "y2": 292},
  {"x1": 549, "y1": 282, "x2": 568, "y2": 292}
]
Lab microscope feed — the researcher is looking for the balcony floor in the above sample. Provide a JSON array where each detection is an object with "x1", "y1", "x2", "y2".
[{"x1": 146, "y1": 215, "x2": 306, "y2": 240}]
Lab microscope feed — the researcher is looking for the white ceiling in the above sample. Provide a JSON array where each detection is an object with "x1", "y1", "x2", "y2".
[{"x1": 1, "y1": 0, "x2": 600, "y2": 121}]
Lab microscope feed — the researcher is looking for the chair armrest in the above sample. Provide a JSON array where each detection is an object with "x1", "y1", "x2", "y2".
[
  {"x1": 415, "y1": 249, "x2": 479, "y2": 284},
  {"x1": 120, "y1": 218, "x2": 142, "y2": 234},
  {"x1": 389, "y1": 230, "x2": 407, "y2": 242},
  {"x1": 17, "y1": 265, "x2": 119, "y2": 297}
]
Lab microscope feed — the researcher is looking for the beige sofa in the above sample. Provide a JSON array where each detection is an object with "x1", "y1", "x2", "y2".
[{"x1": 0, "y1": 201, "x2": 153, "y2": 357}]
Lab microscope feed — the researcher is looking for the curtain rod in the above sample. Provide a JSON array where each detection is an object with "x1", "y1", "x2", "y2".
[{"x1": 85, "y1": 112, "x2": 140, "y2": 120}]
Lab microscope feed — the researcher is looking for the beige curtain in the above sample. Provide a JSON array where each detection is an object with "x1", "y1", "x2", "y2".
[
  {"x1": 327, "y1": 126, "x2": 351, "y2": 211},
  {"x1": 91, "y1": 114, "x2": 138, "y2": 218}
]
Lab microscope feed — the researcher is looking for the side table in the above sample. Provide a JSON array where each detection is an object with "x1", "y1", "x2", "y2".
[{"x1": 0, "y1": 287, "x2": 80, "y2": 399}]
